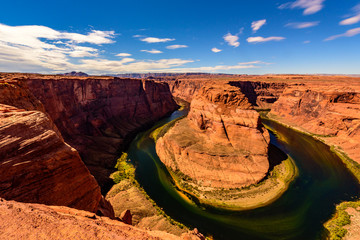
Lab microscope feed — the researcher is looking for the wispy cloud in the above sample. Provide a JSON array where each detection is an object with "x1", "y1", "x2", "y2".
[
  {"x1": 166, "y1": 44, "x2": 188, "y2": 49},
  {"x1": 116, "y1": 53, "x2": 132, "y2": 57},
  {"x1": 140, "y1": 37, "x2": 175, "y2": 43},
  {"x1": 247, "y1": 36, "x2": 285, "y2": 43},
  {"x1": 223, "y1": 33, "x2": 240, "y2": 47},
  {"x1": 0, "y1": 23, "x2": 115, "y2": 71},
  {"x1": 279, "y1": 0, "x2": 325, "y2": 15},
  {"x1": 211, "y1": 47, "x2": 222, "y2": 53},
  {"x1": 76, "y1": 58, "x2": 194, "y2": 74},
  {"x1": 251, "y1": 19, "x2": 266, "y2": 33},
  {"x1": 325, "y1": 27, "x2": 360, "y2": 41},
  {"x1": 161, "y1": 61, "x2": 269, "y2": 73},
  {"x1": 140, "y1": 49, "x2": 163, "y2": 54},
  {"x1": 340, "y1": 3, "x2": 360, "y2": 25},
  {"x1": 0, "y1": 23, "x2": 197, "y2": 74},
  {"x1": 285, "y1": 21, "x2": 319, "y2": 29},
  {"x1": 303, "y1": 40, "x2": 311, "y2": 44}
]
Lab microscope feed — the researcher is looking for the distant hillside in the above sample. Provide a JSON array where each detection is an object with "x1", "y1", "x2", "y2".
[{"x1": 61, "y1": 71, "x2": 89, "y2": 77}]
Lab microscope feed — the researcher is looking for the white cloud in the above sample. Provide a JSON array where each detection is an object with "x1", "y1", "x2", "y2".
[
  {"x1": 303, "y1": 40, "x2": 311, "y2": 44},
  {"x1": 116, "y1": 53, "x2": 132, "y2": 57},
  {"x1": 211, "y1": 47, "x2": 222, "y2": 53},
  {"x1": 251, "y1": 19, "x2": 266, "y2": 33},
  {"x1": 166, "y1": 44, "x2": 188, "y2": 49},
  {"x1": 223, "y1": 33, "x2": 240, "y2": 47},
  {"x1": 285, "y1": 21, "x2": 319, "y2": 29},
  {"x1": 247, "y1": 36, "x2": 285, "y2": 43},
  {"x1": 140, "y1": 49, "x2": 163, "y2": 54},
  {"x1": 75, "y1": 58, "x2": 194, "y2": 74},
  {"x1": 0, "y1": 23, "x2": 116, "y2": 72},
  {"x1": 340, "y1": 15, "x2": 360, "y2": 25},
  {"x1": 340, "y1": 4, "x2": 360, "y2": 25},
  {"x1": 325, "y1": 27, "x2": 360, "y2": 41},
  {"x1": 278, "y1": 0, "x2": 325, "y2": 15},
  {"x1": 140, "y1": 37, "x2": 175, "y2": 43},
  {"x1": 160, "y1": 61, "x2": 269, "y2": 73}
]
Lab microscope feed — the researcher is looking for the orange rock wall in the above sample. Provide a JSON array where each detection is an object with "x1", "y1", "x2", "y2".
[
  {"x1": 0, "y1": 81, "x2": 102, "y2": 213},
  {"x1": 270, "y1": 83, "x2": 360, "y2": 164},
  {"x1": 26, "y1": 77, "x2": 178, "y2": 189}
]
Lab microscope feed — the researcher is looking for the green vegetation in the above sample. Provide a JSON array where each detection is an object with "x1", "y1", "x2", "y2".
[
  {"x1": 110, "y1": 152, "x2": 188, "y2": 230},
  {"x1": 331, "y1": 146, "x2": 360, "y2": 183},
  {"x1": 325, "y1": 201, "x2": 360, "y2": 240},
  {"x1": 112, "y1": 153, "x2": 135, "y2": 183},
  {"x1": 166, "y1": 154, "x2": 298, "y2": 211},
  {"x1": 150, "y1": 116, "x2": 185, "y2": 142},
  {"x1": 263, "y1": 115, "x2": 360, "y2": 239}
]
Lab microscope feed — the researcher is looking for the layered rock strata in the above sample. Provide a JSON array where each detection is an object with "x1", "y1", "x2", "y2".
[
  {"x1": 167, "y1": 78, "x2": 287, "y2": 109},
  {"x1": 25, "y1": 76, "x2": 178, "y2": 189},
  {"x1": 157, "y1": 84, "x2": 270, "y2": 188},
  {"x1": 0, "y1": 80, "x2": 102, "y2": 213},
  {"x1": 270, "y1": 83, "x2": 360, "y2": 165}
]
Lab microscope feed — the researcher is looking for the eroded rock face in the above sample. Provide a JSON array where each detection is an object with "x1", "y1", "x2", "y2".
[
  {"x1": 25, "y1": 77, "x2": 178, "y2": 189},
  {"x1": 167, "y1": 78, "x2": 287, "y2": 110},
  {"x1": 270, "y1": 83, "x2": 360, "y2": 164},
  {"x1": 156, "y1": 84, "x2": 270, "y2": 188},
  {"x1": 0, "y1": 81, "x2": 102, "y2": 213},
  {"x1": 0, "y1": 198, "x2": 183, "y2": 240}
]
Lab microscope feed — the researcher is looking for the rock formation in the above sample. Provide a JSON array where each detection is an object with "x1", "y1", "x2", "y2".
[
  {"x1": 0, "y1": 80, "x2": 103, "y2": 213},
  {"x1": 270, "y1": 82, "x2": 360, "y2": 165},
  {"x1": 25, "y1": 76, "x2": 178, "y2": 190},
  {"x1": 0, "y1": 198, "x2": 186, "y2": 240},
  {"x1": 156, "y1": 83, "x2": 270, "y2": 188}
]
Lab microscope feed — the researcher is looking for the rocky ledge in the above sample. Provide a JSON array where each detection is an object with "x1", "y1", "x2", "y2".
[{"x1": 0, "y1": 198, "x2": 204, "y2": 240}]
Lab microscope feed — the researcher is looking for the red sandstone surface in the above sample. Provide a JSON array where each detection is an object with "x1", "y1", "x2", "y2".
[
  {"x1": 0, "y1": 80, "x2": 103, "y2": 213},
  {"x1": 0, "y1": 198, "x2": 204, "y2": 240},
  {"x1": 23, "y1": 75, "x2": 178, "y2": 189},
  {"x1": 157, "y1": 83, "x2": 270, "y2": 188}
]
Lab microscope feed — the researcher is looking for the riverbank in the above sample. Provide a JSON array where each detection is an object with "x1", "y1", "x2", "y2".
[
  {"x1": 106, "y1": 153, "x2": 189, "y2": 236},
  {"x1": 265, "y1": 113, "x2": 360, "y2": 240},
  {"x1": 266, "y1": 113, "x2": 360, "y2": 183}
]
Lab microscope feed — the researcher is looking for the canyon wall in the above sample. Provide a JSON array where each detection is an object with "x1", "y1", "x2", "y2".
[
  {"x1": 270, "y1": 82, "x2": 360, "y2": 165},
  {"x1": 156, "y1": 83, "x2": 270, "y2": 188},
  {"x1": 167, "y1": 78, "x2": 288, "y2": 109},
  {"x1": 0, "y1": 80, "x2": 102, "y2": 213},
  {"x1": 25, "y1": 77, "x2": 178, "y2": 190}
]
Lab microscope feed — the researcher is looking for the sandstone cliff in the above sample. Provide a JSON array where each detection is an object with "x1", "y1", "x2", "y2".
[
  {"x1": 167, "y1": 78, "x2": 287, "y2": 109},
  {"x1": 0, "y1": 80, "x2": 102, "y2": 213},
  {"x1": 156, "y1": 84, "x2": 270, "y2": 188},
  {"x1": 25, "y1": 76, "x2": 178, "y2": 190},
  {"x1": 270, "y1": 82, "x2": 360, "y2": 165}
]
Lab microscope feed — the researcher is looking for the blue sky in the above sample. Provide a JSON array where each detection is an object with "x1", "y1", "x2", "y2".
[{"x1": 0, "y1": 0, "x2": 360, "y2": 74}]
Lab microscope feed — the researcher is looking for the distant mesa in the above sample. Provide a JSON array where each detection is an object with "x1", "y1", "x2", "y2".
[{"x1": 62, "y1": 71, "x2": 89, "y2": 77}]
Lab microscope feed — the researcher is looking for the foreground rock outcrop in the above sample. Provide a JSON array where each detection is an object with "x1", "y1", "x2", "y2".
[
  {"x1": 25, "y1": 76, "x2": 178, "y2": 190},
  {"x1": 0, "y1": 80, "x2": 103, "y2": 213},
  {"x1": 0, "y1": 198, "x2": 204, "y2": 240},
  {"x1": 157, "y1": 83, "x2": 270, "y2": 188}
]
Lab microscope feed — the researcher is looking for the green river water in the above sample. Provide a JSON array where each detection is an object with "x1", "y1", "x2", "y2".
[{"x1": 126, "y1": 107, "x2": 360, "y2": 240}]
